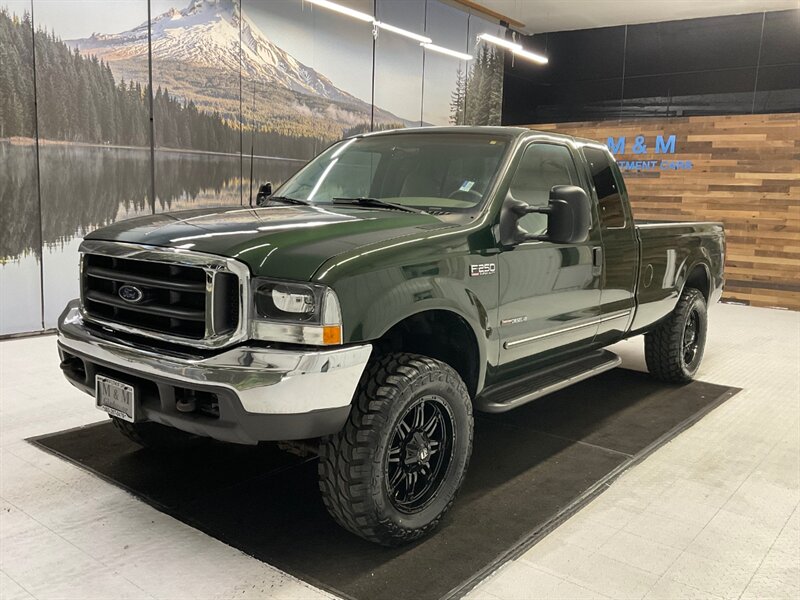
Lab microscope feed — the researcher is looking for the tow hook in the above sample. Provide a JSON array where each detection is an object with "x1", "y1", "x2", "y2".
[{"x1": 176, "y1": 391, "x2": 196, "y2": 413}]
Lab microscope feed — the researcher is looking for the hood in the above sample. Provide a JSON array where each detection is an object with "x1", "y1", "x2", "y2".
[{"x1": 86, "y1": 205, "x2": 454, "y2": 280}]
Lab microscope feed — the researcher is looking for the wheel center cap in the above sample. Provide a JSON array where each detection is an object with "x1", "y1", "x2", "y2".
[{"x1": 418, "y1": 447, "x2": 429, "y2": 461}]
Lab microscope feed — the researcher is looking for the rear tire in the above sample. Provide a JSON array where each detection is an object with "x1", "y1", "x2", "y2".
[
  {"x1": 644, "y1": 287, "x2": 708, "y2": 383},
  {"x1": 111, "y1": 417, "x2": 195, "y2": 450},
  {"x1": 318, "y1": 352, "x2": 473, "y2": 546}
]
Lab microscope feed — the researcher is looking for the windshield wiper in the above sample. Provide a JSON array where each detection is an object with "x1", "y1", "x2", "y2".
[
  {"x1": 332, "y1": 197, "x2": 426, "y2": 214},
  {"x1": 262, "y1": 195, "x2": 310, "y2": 206}
]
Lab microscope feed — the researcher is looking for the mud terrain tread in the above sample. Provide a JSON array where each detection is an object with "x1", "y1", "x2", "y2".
[
  {"x1": 318, "y1": 352, "x2": 472, "y2": 546},
  {"x1": 644, "y1": 287, "x2": 706, "y2": 383}
]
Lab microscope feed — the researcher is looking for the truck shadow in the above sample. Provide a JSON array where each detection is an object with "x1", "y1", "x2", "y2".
[{"x1": 30, "y1": 368, "x2": 737, "y2": 600}]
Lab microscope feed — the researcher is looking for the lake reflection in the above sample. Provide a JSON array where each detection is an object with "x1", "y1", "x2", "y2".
[
  {"x1": 1, "y1": 142, "x2": 304, "y2": 333},
  {"x1": 1, "y1": 142, "x2": 42, "y2": 334}
]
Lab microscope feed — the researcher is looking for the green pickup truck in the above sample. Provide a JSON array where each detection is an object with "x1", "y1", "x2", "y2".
[{"x1": 57, "y1": 127, "x2": 725, "y2": 546}]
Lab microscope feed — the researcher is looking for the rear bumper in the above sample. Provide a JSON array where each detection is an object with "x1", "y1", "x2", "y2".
[{"x1": 57, "y1": 300, "x2": 371, "y2": 444}]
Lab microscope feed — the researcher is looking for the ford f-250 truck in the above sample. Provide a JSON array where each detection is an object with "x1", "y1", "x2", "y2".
[{"x1": 57, "y1": 127, "x2": 724, "y2": 546}]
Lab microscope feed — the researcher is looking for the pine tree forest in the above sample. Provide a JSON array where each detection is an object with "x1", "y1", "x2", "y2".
[
  {"x1": 0, "y1": 9, "x2": 327, "y2": 159},
  {"x1": 450, "y1": 45, "x2": 504, "y2": 126}
]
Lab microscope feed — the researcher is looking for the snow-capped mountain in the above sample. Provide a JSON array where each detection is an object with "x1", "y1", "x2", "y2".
[{"x1": 67, "y1": 0, "x2": 410, "y2": 133}]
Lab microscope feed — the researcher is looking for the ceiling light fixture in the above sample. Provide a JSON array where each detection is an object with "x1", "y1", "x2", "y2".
[
  {"x1": 305, "y1": 0, "x2": 374, "y2": 23},
  {"x1": 477, "y1": 32, "x2": 548, "y2": 65},
  {"x1": 376, "y1": 21, "x2": 432, "y2": 44},
  {"x1": 303, "y1": 0, "x2": 471, "y2": 61},
  {"x1": 514, "y1": 47, "x2": 549, "y2": 64},
  {"x1": 420, "y1": 42, "x2": 473, "y2": 61},
  {"x1": 477, "y1": 33, "x2": 522, "y2": 52}
]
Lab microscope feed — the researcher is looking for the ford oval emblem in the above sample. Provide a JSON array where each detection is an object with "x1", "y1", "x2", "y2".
[{"x1": 118, "y1": 284, "x2": 144, "y2": 303}]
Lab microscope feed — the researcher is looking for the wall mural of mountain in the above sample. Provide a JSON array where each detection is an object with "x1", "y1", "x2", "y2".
[
  {"x1": 0, "y1": 0, "x2": 506, "y2": 334},
  {"x1": 68, "y1": 0, "x2": 414, "y2": 147}
]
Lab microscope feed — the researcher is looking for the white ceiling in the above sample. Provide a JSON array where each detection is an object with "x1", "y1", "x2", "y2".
[{"x1": 477, "y1": 0, "x2": 799, "y2": 33}]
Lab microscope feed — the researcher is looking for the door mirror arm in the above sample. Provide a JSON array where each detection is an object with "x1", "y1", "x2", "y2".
[{"x1": 497, "y1": 194, "x2": 538, "y2": 247}]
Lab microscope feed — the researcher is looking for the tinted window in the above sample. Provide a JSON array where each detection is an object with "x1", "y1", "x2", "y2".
[
  {"x1": 509, "y1": 143, "x2": 581, "y2": 234},
  {"x1": 584, "y1": 147, "x2": 626, "y2": 228}
]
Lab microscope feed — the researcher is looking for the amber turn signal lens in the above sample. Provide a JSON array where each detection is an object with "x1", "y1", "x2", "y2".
[{"x1": 322, "y1": 325, "x2": 342, "y2": 345}]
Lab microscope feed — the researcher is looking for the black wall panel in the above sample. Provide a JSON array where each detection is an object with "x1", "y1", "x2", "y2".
[
  {"x1": 623, "y1": 68, "x2": 758, "y2": 117},
  {"x1": 760, "y1": 9, "x2": 800, "y2": 66},
  {"x1": 543, "y1": 26, "x2": 626, "y2": 82},
  {"x1": 754, "y1": 63, "x2": 800, "y2": 113},
  {"x1": 503, "y1": 8, "x2": 800, "y2": 124},
  {"x1": 623, "y1": 13, "x2": 763, "y2": 76}
]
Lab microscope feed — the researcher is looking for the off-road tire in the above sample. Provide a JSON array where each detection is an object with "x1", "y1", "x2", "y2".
[
  {"x1": 645, "y1": 287, "x2": 708, "y2": 383},
  {"x1": 318, "y1": 352, "x2": 473, "y2": 546},
  {"x1": 111, "y1": 417, "x2": 195, "y2": 450}
]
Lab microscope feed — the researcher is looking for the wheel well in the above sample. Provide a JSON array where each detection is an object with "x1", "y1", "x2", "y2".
[
  {"x1": 375, "y1": 310, "x2": 480, "y2": 398},
  {"x1": 685, "y1": 264, "x2": 710, "y2": 302}
]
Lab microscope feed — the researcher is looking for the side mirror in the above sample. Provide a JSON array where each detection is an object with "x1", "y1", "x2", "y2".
[
  {"x1": 498, "y1": 185, "x2": 592, "y2": 247},
  {"x1": 545, "y1": 185, "x2": 592, "y2": 244},
  {"x1": 255, "y1": 182, "x2": 273, "y2": 207}
]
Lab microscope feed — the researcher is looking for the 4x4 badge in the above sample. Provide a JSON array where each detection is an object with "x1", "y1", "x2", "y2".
[{"x1": 470, "y1": 263, "x2": 496, "y2": 277}]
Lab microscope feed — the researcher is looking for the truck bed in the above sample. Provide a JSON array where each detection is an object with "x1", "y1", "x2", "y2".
[{"x1": 631, "y1": 221, "x2": 725, "y2": 332}]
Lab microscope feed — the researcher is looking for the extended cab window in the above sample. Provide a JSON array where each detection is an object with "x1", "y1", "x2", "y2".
[
  {"x1": 509, "y1": 143, "x2": 582, "y2": 235},
  {"x1": 584, "y1": 147, "x2": 626, "y2": 228}
]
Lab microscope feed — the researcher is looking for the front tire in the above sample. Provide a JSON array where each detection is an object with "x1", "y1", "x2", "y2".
[
  {"x1": 318, "y1": 353, "x2": 473, "y2": 546},
  {"x1": 645, "y1": 287, "x2": 708, "y2": 383}
]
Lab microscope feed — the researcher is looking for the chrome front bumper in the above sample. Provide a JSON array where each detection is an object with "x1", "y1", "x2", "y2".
[{"x1": 57, "y1": 300, "x2": 371, "y2": 443}]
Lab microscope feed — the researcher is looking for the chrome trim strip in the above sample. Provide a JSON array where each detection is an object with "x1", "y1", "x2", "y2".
[
  {"x1": 204, "y1": 269, "x2": 216, "y2": 339},
  {"x1": 636, "y1": 221, "x2": 724, "y2": 229},
  {"x1": 503, "y1": 310, "x2": 632, "y2": 349},
  {"x1": 79, "y1": 240, "x2": 251, "y2": 350},
  {"x1": 59, "y1": 301, "x2": 371, "y2": 414}
]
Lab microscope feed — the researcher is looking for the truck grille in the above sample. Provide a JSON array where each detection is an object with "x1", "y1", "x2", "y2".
[{"x1": 79, "y1": 241, "x2": 247, "y2": 348}]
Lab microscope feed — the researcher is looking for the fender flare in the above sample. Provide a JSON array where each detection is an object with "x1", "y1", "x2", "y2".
[{"x1": 370, "y1": 301, "x2": 488, "y2": 394}]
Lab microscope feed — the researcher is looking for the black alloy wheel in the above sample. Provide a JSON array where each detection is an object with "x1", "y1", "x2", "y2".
[
  {"x1": 318, "y1": 353, "x2": 473, "y2": 546},
  {"x1": 644, "y1": 286, "x2": 708, "y2": 383},
  {"x1": 682, "y1": 309, "x2": 700, "y2": 365},
  {"x1": 385, "y1": 395, "x2": 455, "y2": 514}
]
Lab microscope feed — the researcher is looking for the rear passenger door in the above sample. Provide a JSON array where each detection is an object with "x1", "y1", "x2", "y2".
[{"x1": 582, "y1": 145, "x2": 638, "y2": 345}]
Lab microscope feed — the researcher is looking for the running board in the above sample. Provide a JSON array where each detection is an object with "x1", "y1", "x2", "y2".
[{"x1": 475, "y1": 350, "x2": 622, "y2": 413}]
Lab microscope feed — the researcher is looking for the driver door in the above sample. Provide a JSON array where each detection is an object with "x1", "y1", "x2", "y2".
[{"x1": 496, "y1": 141, "x2": 603, "y2": 379}]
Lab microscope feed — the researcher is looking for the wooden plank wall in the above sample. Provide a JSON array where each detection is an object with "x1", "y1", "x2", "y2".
[{"x1": 529, "y1": 113, "x2": 800, "y2": 310}]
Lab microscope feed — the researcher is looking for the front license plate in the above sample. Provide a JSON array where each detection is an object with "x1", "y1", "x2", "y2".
[{"x1": 95, "y1": 375, "x2": 136, "y2": 422}]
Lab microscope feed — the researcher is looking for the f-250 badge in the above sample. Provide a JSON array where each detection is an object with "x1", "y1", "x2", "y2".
[{"x1": 470, "y1": 263, "x2": 496, "y2": 277}]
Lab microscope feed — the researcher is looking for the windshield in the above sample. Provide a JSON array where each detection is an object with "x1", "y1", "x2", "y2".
[{"x1": 276, "y1": 132, "x2": 511, "y2": 213}]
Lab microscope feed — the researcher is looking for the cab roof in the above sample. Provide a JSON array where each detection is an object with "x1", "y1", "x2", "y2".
[{"x1": 358, "y1": 125, "x2": 578, "y2": 144}]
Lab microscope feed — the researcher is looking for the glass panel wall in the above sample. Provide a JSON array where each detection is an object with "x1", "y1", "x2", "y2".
[
  {"x1": 150, "y1": 0, "x2": 243, "y2": 212},
  {"x1": 0, "y1": 0, "x2": 509, "y2": 335},
  {"x1": 32, "y1": 0, "x2": 152, "y2": 327},
  {"x1": 0, "y1": 0, "x2": 41, "y2": 334}
]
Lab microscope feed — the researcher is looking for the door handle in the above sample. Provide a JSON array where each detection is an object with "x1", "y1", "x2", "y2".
[{"x1": 592, "y1": 246, "x2": 603, "y2": 275}]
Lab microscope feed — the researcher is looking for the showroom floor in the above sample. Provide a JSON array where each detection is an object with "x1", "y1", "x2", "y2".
[{"x1": 1, "y1": 303, "x2": 798, "y2": 600}]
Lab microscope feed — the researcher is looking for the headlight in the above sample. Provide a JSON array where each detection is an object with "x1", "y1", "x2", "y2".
[
  {"x1": 271, "y1": 286, "x2": 314, "y2": 314},
  {"x1": 251, "y1": 278, "x2": 342, "y2": 345}
]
